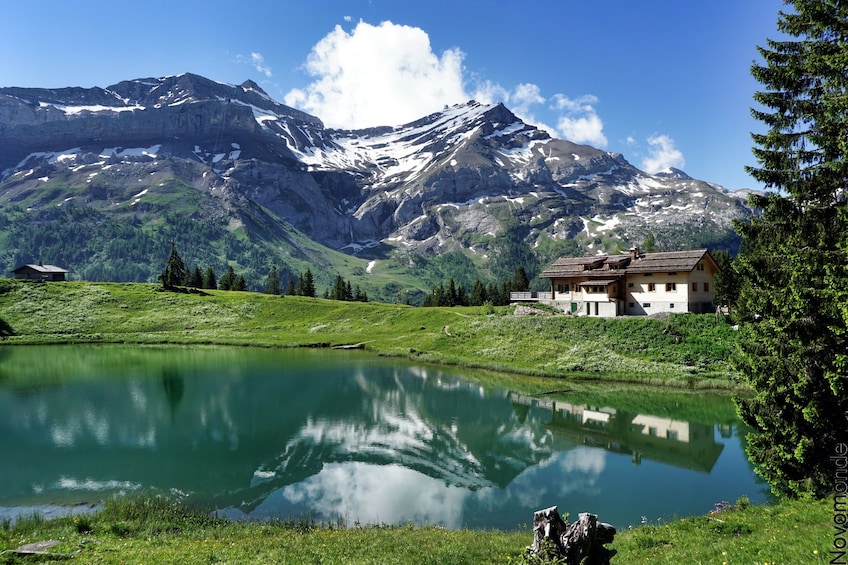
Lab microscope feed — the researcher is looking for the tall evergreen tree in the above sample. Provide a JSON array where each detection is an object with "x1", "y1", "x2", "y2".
[
  {"x1": 218, "y1": 265, "x2": 236, "y2": 291},
  {"x1": 159, "y1": 242, "x2": 188, "y2": 289},
  {"x1": 264, "y1": 266, "x2": 281, "y2": 295},
  {"x1": 513, "y1": 266, "x2": 531, "y2": 291},
  {"x1": 470, "y1": 279, "x2": 487, "y2": 306},
  {"x1": 353, "y1": 284, "x2": 367, "y2": 302},
  {"x1": 733, "y1": 0, "x2": 848, "y2": 499},
  {"x1": 187, "y1": 265, "x2": 203, "y2": 289},
  {"x1": 203, "y1": 267, "x2": 217, "y2": 290},
  {"x1": 297, "y1": 268, "x2": 316, "y2": 298}
]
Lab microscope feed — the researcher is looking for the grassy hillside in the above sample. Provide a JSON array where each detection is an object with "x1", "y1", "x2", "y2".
[
  {"x1": 0, "y1": 279, "x2": 741, "y2": 388},
  {"x1": 0, "y1": 495, "x2": 831, "y2": 563},
  {"x1": 1, "y1": 279, "x2": 833, "y2": 564}
]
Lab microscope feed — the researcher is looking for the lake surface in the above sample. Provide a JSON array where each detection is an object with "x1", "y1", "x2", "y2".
[{"x1": 0, "y1": 345, "x2": 769, "y2": 529}]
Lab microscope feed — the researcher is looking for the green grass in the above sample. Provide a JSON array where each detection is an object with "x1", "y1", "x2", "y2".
[
  {"x1": 0, "y1": 279, "x2": 743, "y2": 388},
  {"x1": 0, "y1": 495, "x2": 832, "y2": 564},
  {"x1": 0, "y1": 279, "x2": 835, "y2": 563}
]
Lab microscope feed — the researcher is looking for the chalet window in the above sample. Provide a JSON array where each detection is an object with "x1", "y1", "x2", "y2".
[
  {"x1": 648, "y1": 283, "x2": 656, "y2": 292},
  {"x1": 670, "y1": 303, "x2": 675, "y2": 308},
  {"x1": 666, "y1": 283, "x2": 677, "y2": 292},
  {"x1": 628, "y1": 282, "x2": 634, "y2": 288},
  {"x1": 692, "y1": 282, "x2": 697, "y2": 291},
  {"x1": 628, "y1": 302, "x2": 635, "y2": 308},
  {"x1": 704, "y1": 282, "x2": 710, "y2": 292},
  {"x1": 644, "y1": 302, "x2": 651, "y2": 308},
  {"x1": 556, "y1": 284, "x2": 571, "y2": 293}
]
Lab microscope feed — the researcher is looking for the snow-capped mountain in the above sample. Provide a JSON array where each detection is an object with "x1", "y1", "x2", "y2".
[{"x1": 0, "y1": 73, "x2": 753, "y2": 286}]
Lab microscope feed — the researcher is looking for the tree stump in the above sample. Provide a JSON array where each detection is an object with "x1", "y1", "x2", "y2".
[{"x1": 528, "y1": 506, "x2": 616, "y2": 564}]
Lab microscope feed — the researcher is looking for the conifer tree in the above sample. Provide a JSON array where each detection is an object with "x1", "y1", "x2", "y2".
[
  {"x1": 187, "y1": 265, "x2": 203, "y2": 289},
  {"x1": 203, "y1": 267, "x2": 217, "y2": 290},
  {"x1": 264, "y1": 266, "x2": 281, "y2": 295},
  {"x1": 733, "y1": 0, "x2": 848, "y2": 499},
  {"x1": 159, "y1": 242, "x2": 187, "y2": 289},
  {"x1": 297, "y1": 268, "x2": 316, "y2": 298},
  {"x1": 218, "y1": 265, "x2": 236, "y2": 291},
  {"x1": 513, "y1": 266, "x2": 530, "y2": 291},
  {"x1": 470, "y1": 279, "x2": 487, "y2": 306}
]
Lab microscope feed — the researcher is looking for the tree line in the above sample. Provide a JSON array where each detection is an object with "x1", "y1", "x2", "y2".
[
  {"x1": 421, "y1": 267, "x2": 531, "y2": 307},
  {"x1": 160, "y1": 248, "x2": 367, "y2": 303}
]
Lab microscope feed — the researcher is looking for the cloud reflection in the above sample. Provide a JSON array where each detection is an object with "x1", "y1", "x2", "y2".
[
  {"x1": 274, "y1": 462, "x2": 469, "y2": 528},
  {"x1": 248, "y1": 447, "x2": 607, "y2": 528}
]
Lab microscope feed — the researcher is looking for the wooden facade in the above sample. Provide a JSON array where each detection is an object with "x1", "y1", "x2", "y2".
[
  {"x1": 533, "y1": 248, "x2": 719, "y2": 317},
  {"x1": 11, "y1": 264, "x2": 68, "y2": 281}
]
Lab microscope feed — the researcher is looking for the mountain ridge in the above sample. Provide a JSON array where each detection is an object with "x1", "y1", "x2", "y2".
[{"x1": 0, "y1": 73, "x2": 754, "y2": 298}]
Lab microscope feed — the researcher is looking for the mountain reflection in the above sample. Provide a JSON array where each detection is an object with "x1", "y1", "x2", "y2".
[{"x1": 0, "y1": 346, "x2": 759, "y2": 528}]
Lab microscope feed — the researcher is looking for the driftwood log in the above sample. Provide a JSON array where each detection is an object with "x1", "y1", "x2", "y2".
[{"x1": 528, "y1": 506, "x2": 616, "y2": 564}]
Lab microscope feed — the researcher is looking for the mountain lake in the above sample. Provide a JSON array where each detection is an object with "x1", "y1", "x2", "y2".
[{"x1": 0, "y1": 345, "x2": 770, "y2": 530}]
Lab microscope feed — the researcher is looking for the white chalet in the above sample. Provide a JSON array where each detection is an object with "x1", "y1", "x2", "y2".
[{"x1": 518, "y1": 248, "x2": 719, "y2": 317}]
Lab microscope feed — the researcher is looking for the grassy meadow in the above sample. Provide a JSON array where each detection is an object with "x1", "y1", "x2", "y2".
[
  {"x1": 0, "y1": 279, "x2": 834, "y2": 563},
  {"x1": 0, "y1": 279, "x2": 741, "y2": 388}
]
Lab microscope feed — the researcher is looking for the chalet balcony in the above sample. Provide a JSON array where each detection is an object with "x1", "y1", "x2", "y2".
[{"x1": 510, "y1": 291, "x2": 553, "y2": 302}]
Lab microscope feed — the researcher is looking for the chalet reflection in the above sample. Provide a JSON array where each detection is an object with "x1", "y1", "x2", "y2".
[{"x1": 510, "y1": 394, "x2": 724, "y2": 472}]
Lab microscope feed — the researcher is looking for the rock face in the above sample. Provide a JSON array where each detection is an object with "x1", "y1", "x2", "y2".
[{"x1": 0, "y1": 73, "x2": 755, "y2": 267}]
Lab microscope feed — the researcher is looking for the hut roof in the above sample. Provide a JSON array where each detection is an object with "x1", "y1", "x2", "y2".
[{"x1": 12, "y1": 264, "x2": 68, "y2": 274}]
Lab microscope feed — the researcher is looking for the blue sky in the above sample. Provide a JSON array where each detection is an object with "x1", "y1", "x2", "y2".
[{"x1": 1, "y1": 1, "x2": 785, "y2": 190}]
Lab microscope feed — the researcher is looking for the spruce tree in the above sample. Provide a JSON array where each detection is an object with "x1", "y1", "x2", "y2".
[
  {"x1": 265, "y1": 266, "x2": 281, "y2": 295},
  {"x1": 297, "y1": 269, "x2": 316, "y2": 298},
  {"x1": 218, "y1": 266, "x2": 236, "y2": 291},
  {"x1": 159, "y1": 242, "x2": 188, "y2": 289},
  {"x1": 513, "y1": 266, "x2": 530, "y2": 292},
  {"x1": 187, "y1": 266, "x2": 203, "y2": 289},
  {"x1": 331, "y1": 275, "x2": 346, "y2": 300},
  {"x1": 733, "y1": 0, "x2": 848, "y2": 499},
  {"x1": 203, "y1": 267, "x2": 217, "y2": 290},
  {"x1": 470, "y1": 279, "x2": 487, "y2": 306}
]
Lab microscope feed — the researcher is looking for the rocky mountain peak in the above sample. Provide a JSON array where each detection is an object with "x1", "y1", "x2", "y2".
[{"x1": 0, "y1": 72, "x2": 754, "y2": 286}]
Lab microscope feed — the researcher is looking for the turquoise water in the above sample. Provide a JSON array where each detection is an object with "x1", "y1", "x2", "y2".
[{"x1": 0, "y1": 345, "x2": 768, "y2": 529}]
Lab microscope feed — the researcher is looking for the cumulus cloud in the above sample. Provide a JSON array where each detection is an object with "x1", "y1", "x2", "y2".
[
  {"x1": 238, "y1": 52, "x2": 272, "y2": 78},
  {"x1": 284, "y1": 21, "x2": 468, "y2": 129},
  {"x1": 640, "y1": 134, "x2": 685, "y2": 173},
  {"x1": 550, "y1": 94, "x2": 607, "y2": 147},
  {"x1": 284, "y1": 20, "x2": 610, "y2": 146}
]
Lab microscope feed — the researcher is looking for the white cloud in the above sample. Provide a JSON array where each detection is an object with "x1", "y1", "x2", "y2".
[
  {"x1": 640, "y1": 134, "x2": 685, "y2": 173},
  {"x1": 237, "y1": 52, "x2": 272, "y2": 78},
  {"x1": 253, "y1": 53, "x2": 273, "y2": 78},
  {"x1": 283, "y1": 20, "x2": 609, "y2": 147},
  {"x1": 284, "y1": 21, "x2": 468, "y2": 129},
  {"x1": 550, "y1": 94, "x2": 607, "y2": 147}
]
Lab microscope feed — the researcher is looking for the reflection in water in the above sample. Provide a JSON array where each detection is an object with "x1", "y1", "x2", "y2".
[
  {"x1": 161, "y1": 368, "x2": 184, "y2": 418},
  {"x1": 0, "y1": 345, "x2": 767, "y2": 529}
]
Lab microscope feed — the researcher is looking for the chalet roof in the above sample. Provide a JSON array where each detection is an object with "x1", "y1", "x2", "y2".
[
  {"x1": 540, "y1": 249, "x2": 714, "y2": 279},
  {"x1": 12, "y1": 264, "x2": 68, "y2": 274}
]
